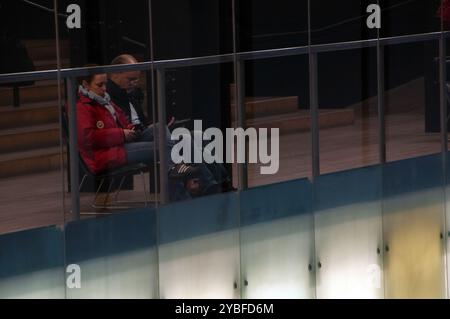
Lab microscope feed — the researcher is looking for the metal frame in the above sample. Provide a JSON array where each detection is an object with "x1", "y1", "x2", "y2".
[
  {"x1": 1, "y1": 30, "x2": 449, "y2": 218},
  {"x1": 2, "y1": 31, "x2": 447, "y2": 85},
  {"x1": 78, "y1": 171, "x2": 151, "y2": 215}
]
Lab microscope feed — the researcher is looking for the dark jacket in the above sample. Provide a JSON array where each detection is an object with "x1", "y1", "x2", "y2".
[{"x1": 107, "y1": 79, "x2": 149, "y2": 126}]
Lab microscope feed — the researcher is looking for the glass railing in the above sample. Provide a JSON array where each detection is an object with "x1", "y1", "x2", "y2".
[
  {"x1": 2, "y1": 152, "x2": 450, "y2": 298},
  {"x1": 1, "y1": 0, "x2": 450, "y2": 299}
]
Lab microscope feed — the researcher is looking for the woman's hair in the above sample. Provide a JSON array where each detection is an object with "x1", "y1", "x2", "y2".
[{"x1": 77, "y1": 64, "x2": 100, "y2": 86}]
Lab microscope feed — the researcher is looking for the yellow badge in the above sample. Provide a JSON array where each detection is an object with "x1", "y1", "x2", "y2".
[{"x1": 96, "y1": 121, "x2": 105, "y2": 129}]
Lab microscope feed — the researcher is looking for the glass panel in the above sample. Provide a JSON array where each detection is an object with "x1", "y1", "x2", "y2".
[
  {"x1": 58, "y1": 0, "x2": 158, "y2": 218},
  {"x1": 318, "y1": 47, "x2": 379, "y2": 174},
  {"x1": 383, "y1": 155, "x2": 446, "y2": 298},
  {"x1": 379, "y1": 0, "x2": 441, "y2": 38},
  {"x1": 60, "y1": 0, "x2": 151, "y2": 67},
  {"x1": 442, "y1": 2, "x2": 450, "y2": 296},
  {"x1": 154, "y1": 62, "x2": 235, "y2": 197},
  {"x1": 240, "y1": 179, "x2": 315, "y2": 299},
  {"x1": 0, "y1": 0, "x2": 60, "y2": 74},
  {"x1": 243, "y1": 55, "x2": 311, "y2": 187},
  {"x1": 158, "y1": 192, "x2": 240, "y2": 298},
  {"x1": 445, "y1": 1, "x2": 450, "y2": 155},
  {"x1": 0, "y1": 2, "x2": 64, "y2": 234},
  {"x1": 310, "y1": 0, "x2": 378, "y2": 45},
  {"x1": 386, "y1": 41, "x2": 441, "y2": 162},
  {"x1": 0, "y1": 85, "x2": 64, "y2": 233},
  {"x1": 0, "y1": 226, "x2": 65, "y2": 298},
  {"x1": 64, "y1": 209, "x2": 158, "y2": 298},
  {"x1": 65, "y1": 69, "x2": 160, "y2": 218},
  {"x1": 236, "y1": 0, "x2": 308, "y2": 52},
  {"x1": 152, "y1": 0, "x2": 233, "y2": 60},
  {"x1": 314, "y1": 166, "x2": 383, "y2": 299},
  {"x1": 447, "y1": 152, "x2": 450, "y2": 298}
]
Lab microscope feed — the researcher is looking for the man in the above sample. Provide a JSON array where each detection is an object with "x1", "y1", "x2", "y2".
[
  {"x1": 108, "y1": 54, "x2": 234, "y2": 195},
  {"x1": 107, "y1": 54, "x2": 223, "y2": 198},
  {"x1": 107, "y1": 54, "x2": 151, "y2": 129}
]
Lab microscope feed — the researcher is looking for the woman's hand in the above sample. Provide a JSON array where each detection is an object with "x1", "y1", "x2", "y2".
[{"x1": 123, "y1": 129, "x2": 137, "y2": 142}]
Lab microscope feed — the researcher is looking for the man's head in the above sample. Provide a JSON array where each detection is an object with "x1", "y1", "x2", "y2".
[{"x1": 109, "y1": 54, "x2": 141, "y2": 93}]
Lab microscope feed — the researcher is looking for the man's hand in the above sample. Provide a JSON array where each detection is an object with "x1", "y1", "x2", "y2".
[{"x1": 123, "y1": 129, "x2": 137, "y2": 142}]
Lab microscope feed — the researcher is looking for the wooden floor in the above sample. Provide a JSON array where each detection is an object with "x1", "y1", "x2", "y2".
[
  {"x1": 0, "y1": 78, "x2": 444, "y2": 235},
  {"x1": 245, "y1": 109, "x2": 441, "y2": 188},
  {"x1": 246, "y1": 78, "x2": 441, "y2": 187}
]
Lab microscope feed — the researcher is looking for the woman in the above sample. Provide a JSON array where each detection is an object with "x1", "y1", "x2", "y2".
[
  {"x1": 76, "y1": 72, "x2": 218, "y2": 199},
  {"x1": 77, "y1": 73, "x2": 143, "y2": 174}
]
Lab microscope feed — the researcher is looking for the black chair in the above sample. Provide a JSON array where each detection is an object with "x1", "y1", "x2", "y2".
[{"x1": 61, "y1": 107, "x2": 154, "y2": 212}]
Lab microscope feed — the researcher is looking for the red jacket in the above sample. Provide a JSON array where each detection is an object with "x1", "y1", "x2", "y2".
[{"x1": 77, "y1": 94, "x2": 134, "y2": 174}]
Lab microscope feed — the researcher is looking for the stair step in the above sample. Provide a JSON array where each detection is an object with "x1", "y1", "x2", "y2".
[
  {"x1": 24, "y1": 39, "x2": 70, "y2": 62},
  {"x1": 0, "y1": 147, "x2": 62, "y2": 178},
  {"x1": 0, "y1": 79, "x2": 60, "y2": 89},
  {"x1": 0, "y1": 101, "x2": 60, "y2": 129},
  {"x1": 231, "y1": 96, "x2": 299, "y2": 119},
  {"x1": 34, "y1": 58, "x2": 70, "y2": 71},
  {"x1": 0, "y1": 82, "x2": 63, "y2": 106},
  {"x1": 0, "y1": 124, "x2": 60, "y2": 153},
  {"x1": 246, "y1": 109, "x2": 355, "y2": 134}
]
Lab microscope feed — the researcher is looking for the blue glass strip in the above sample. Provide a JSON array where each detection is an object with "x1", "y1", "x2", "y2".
[
  {"x1": 315, "y1": 165, "x2": 382, "y2": 211},
  {"x1": 65, "y1": 208, "x2": 157, "y2": 264},
  {"x1": 383, "y1": 153, "x2": 444, "y2": 198},
  {"x1": 0, "y1": 226, "x2": 64, "y2": 280},
  {"x1": 240, "y1": 178, "x2": 312, "y2": 227},
  {"x1": 159, "y1": 192, "x2": 239, "y2": 245}
]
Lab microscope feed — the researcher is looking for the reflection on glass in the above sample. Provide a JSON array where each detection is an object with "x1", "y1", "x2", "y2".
[
  {"x1": 0, "y1": 77, "x2": 64, "y2": 234},
  {"x1": 383, "y1": 155, "x2": 446, "y2": 298},
  {"x1": 70, "y1": 68, "x2": 158, "y2": 214},
  {"x1": 318, "y1": 48, "x2": 379, "y2": 175},
  {"x1": 240, "y1": 179, "x2": 315, "y2": 299},
  {"x1": 0, "y1": 1, "x2": 66, "y2": 235},
  {"x1": 158, "y1": 193, "x2": 240, "y2": 299},
  {"x1": 0, "y1": 0, "x2": 59, "y2": 75},
  {"x1": 314, "y1": 166, "x2": 383, "y2": 299},
  {"x1": 237, "y1": 0, "x2": 308, "y2": 51},
  {"x1": 152, "y1": 0, "x2": 233, "y2": 60},
  {"x1": 311, "y1": 0, "x2": 377, "y2": 45},
  {"x1": 243, "y1": 56, "x2": 311, "y2": 187},
  {"x1": 65, "y1": 210, "x2": 159, "y2": 298},
  {"x1": 62, "y1": 0, "x2": 150, "y2": 67},
  {"x1": 380, "y1": 0, "x2": 441, "y2": 38},
  {"x1": 157, "y1": 64, "x2": 235, "y2": 196},
  {"x1": 386, "y1": 41, "x2": 441, "y2": 162},
  {"x1": 1, "y1": 0, "x2": 450, "y2": 301},
  {"x1": 447, "y1": 153, "x2": 450, "y2": 298},
  {"x1": 0, "y1": 226, "x2": 65, "y2": 299}
]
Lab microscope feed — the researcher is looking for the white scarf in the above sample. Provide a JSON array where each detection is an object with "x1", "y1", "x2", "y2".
[{"x1": 79, "y1": 85, "x2": 117, "y2": 121}]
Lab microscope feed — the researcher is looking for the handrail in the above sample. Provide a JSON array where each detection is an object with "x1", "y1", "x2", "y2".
[
  {"x1": 20, "y1": 0, "x2": 68, "y2": 18},
  {"x1": 251, "y1": 0, "x2": 418, "y2": 39},
  {"x1": 1, "y1": 31, "x2": 449, "y2": 85},
  {"x1": 0, "y1": 26, "x2": 446, "y2": 217}
]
